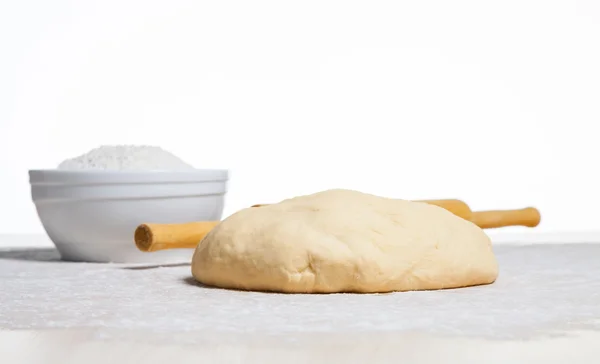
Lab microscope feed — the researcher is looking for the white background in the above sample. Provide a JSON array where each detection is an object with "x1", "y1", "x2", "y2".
[{"x1": 1, "y1": 0, "x2": 599, "y2": 235}]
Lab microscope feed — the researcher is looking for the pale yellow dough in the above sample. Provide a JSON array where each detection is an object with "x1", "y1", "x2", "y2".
[{"x1": 192, "y1": 189, "x2": 499, "y2": 293}]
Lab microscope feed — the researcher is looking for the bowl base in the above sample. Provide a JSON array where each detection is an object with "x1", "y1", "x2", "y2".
[{"x1": 55, "y1": 241, "x2": 194, "y2": 264}]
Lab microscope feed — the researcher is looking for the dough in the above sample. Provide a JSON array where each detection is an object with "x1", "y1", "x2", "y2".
[{"x1": 192, "y1": 189, "x2": 499, "y2": 293}]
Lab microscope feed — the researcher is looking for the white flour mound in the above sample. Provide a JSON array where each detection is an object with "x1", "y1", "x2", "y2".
[{"x1": 57, "y1": 145, "x2": 195, "y2": 171}]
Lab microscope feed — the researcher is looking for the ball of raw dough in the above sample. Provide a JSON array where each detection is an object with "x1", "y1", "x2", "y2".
[{"x1": 192, "y1": 189, "x2": 498, "y2": 293}]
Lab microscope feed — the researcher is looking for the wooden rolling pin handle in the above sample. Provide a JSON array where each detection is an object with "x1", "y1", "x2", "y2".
[
  {"x1": 134, "y1": 222, "x2": 219, "y2": 252},
  {"x1": 470, "y1": 207, "x2": 541, "y2": 229}
]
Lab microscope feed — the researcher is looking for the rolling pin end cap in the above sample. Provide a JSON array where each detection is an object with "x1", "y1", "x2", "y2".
[
  {"x1": 526, "y1": 207, "x2": 542, "y2": 227},
  {"x1": 134, "y1": 224, "x2": 154, "y2": 252}
]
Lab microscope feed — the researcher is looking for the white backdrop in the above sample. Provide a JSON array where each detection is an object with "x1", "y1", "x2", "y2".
[{"x1": 1, "y1": 0, "x2": 599, "y2": 234}]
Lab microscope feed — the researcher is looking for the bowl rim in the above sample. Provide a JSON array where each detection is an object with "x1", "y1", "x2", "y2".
[{"x1": 29, "y1": 169, "x2": 229, "y2": 185}]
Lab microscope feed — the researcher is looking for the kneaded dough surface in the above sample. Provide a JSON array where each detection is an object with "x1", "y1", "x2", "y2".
[{"x1": 192, "y1": 189, "x2": 498, "y2": 293}]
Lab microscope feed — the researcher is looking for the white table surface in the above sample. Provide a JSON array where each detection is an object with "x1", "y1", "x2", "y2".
[{"x1": 1, "y1": 233, "x2": 600, "y2": 364}]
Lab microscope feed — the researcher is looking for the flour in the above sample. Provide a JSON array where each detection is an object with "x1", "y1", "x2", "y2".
[{"x1": 57, "y1": 145, "x2": 195, "y2": 171}]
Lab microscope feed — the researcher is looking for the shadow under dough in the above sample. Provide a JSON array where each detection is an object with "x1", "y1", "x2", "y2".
[{"x1": 181, "y1": 276, "x2": 224, "y2": 289}]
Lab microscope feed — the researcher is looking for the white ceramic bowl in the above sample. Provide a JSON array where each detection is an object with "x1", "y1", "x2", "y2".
[{"x1": 29, "y1": 169, "x2": 228, "y2": 264}]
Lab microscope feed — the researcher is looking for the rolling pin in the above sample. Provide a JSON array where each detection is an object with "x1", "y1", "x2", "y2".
[
  {"x1": 470, "y1": 207, "x2": 541, "y2": 229},
  {"x1": 134, "y1": 200, "x2": 541, "y2": 253}
]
